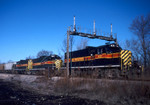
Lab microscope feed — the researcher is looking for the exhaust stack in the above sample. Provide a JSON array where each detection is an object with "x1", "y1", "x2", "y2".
[
  {"x1": 111, "y1": 24, "x2": 112, "y2": 37},
  {"x1": 93, "y1": 20, "x2": 96, "y2": 36},
  {"x1": 73, "y1": 16, "x2": 76, "y2": 32}
]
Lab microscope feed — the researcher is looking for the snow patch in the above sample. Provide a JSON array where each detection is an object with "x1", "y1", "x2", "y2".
[{"x1": 0, "y1": 74, "x2": 42, "y2": 83}]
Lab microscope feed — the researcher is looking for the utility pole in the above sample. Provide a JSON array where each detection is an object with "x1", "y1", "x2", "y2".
[{"x1": 66, "y1": 27, "x2": 70, "y2": 77}]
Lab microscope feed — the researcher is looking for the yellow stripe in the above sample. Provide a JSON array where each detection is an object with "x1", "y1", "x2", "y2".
[
  {"x1": 128, "y1": 61, "x2": 132, "y2": 65},
  {"x1": 123, "y1": 56, "x2": 131, "y2": 65},
  {"x1": 121, "y1": 50, "x2": 129, "y2": 58},
  {"x1": 121, "y1": 50, "x2": 125, "y2": 54},
  {"x1": 125, "y1": 57, "x2": 131, "y2": 65},
  {"x1": 121, "y1": 51, "x2": 129, "y2": 58},
  {"x1": 121, "y1": 52, "x2": 131, "y2": 59},
  {"x1": 121, "y1": 50, "x2": 131, "y2": 57},
  {"x1": 122, "y1": 53, "x2": 130, "y2": 60},
  {"x1": 124, "y1": 59, "x2": 130, "y2": 65},
  {"x1": 124, "y1": 61, "x2": 130, "y2": 65},
  {"x1": 123, "y1": 55, "x2": 130, "y2": 63},
  {"x1": 121, "y1": 50, "x2": 132, "y2": 66}
]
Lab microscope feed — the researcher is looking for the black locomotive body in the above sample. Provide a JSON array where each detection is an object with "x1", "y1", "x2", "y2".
[
  {"x1": 15, "y1": 55, "x2": 62, "y2": 70},
  {"x1": 65, "y1": 43, "x2": 122, "y2": 68},
  {"x1": 65, "y1": 43, "x2": 132, "y2": 78}
]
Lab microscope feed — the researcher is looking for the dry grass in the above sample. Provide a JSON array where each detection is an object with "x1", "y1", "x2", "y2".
[{"x1": 54, "y1": 77, "x2": 150, "y2": 104}]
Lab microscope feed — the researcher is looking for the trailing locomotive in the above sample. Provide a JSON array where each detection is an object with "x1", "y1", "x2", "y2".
[
  {"x1": 65, "y1": 43, "x2": 132, "y2": 78},
  {"x1": 15, "y1": 54, "x2": 62, "y2": 70}
]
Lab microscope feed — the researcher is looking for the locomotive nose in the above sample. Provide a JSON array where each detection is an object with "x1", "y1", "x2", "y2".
[
  {"x1": 55, "y1": 60, "x2": 62, "y2": 69},
  {"x1": 120, "y1": 50, "x2": 132, "y2": 69}
]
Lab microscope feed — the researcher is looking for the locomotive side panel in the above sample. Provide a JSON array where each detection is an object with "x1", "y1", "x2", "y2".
[{"x1": 65, "y1": 44, "x2": 122, "y2": 68}]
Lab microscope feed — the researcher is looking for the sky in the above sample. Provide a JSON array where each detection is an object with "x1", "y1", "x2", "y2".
[{"x1": 0, "y1": 0, "x2": 150, "y2": 63}]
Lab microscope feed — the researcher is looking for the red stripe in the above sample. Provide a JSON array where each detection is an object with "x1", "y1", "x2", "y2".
[{"x1": 65, "y1": 52, "x2": 121, "y2": 63}]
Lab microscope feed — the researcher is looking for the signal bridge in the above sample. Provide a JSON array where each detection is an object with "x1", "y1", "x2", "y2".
[
  {"x1": 69, "y1": 30, "x2": 117, "y2": 42},
  {"x1": 66, "y1": 16, "x2": 117, "y2": 77},
  {"x1": 68, "y1": 16, "x2": 117, "y2": 42}
]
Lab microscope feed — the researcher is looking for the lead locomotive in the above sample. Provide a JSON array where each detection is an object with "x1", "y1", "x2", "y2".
[{"x1": 65, "y1": 43, "x2": 133, "y2": 78}]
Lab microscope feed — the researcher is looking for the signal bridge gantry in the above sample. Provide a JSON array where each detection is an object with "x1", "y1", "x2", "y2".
[{"x1": 66, "y1": 16, "x2": 117, "y2": 77}]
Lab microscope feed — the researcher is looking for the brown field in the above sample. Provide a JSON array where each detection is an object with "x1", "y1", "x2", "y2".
[{"x1": 0, "y1": 72, "x2": 150, "y2": 105}]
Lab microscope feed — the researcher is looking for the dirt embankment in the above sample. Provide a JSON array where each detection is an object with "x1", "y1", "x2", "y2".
[{"x1": 0, "y1": 74, "x2": 150, "y2": 105}]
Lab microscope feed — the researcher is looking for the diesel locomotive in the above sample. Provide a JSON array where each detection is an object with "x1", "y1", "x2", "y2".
[
  {"x1": 65, "y1": 43, "x2": 133, "y2": 78},
  {"x1": 15, "y1": 54, "x2": 62, "y2": 70}
]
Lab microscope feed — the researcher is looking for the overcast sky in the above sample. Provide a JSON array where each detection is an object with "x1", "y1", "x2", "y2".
[{"x1": 0, "y1": 0, "x2": 150, "y2": 63}]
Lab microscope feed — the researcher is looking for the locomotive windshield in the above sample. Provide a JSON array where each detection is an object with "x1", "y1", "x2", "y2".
[
  {"x1": 106, "y1": 47, "x2": 121, "y2": 53},
  {"x1": 97, "y1": 44, "x2": 121, "y2": 54}
]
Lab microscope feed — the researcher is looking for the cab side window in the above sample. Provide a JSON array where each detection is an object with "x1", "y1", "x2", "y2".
[
  {"x1": 97, "y1": 48, "x2": 100, "y2": 54},
  {"x1": 97, "y1": 48, "x2": 103, "y2": 54},
  {"x1": 48, "y1": 57, "x2": 52, "y2": 60},
  {"x1": 106, "y1": 47, "x2": 112, "y2": 54},
  {"x1": 102, "y1": 48, "x2": 106, "y2": 53}
]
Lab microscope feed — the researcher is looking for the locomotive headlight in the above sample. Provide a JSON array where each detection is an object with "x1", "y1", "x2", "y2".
[{"x1": 111, "y1": 44, "x2": 115, "y2": 47}]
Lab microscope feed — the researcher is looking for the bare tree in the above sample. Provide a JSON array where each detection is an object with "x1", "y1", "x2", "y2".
[
  {"x1": 57, "y1": 49, "x2": 63, "y2": 60},
  {"x1": 126, "y1": 39, "x2": 141, "y2": 62},
  {"x1": 147, "y1": 41, "x2": 150, "y2": 66},
  {"x1": 26, "y1": 56, "x2": 35, "y2": 59},
  {"x1": 128, "y1": 14, "x2": 150, "y2": 67},
  {"x1": 61, "y1": 35, "x2": 75, "y2": 53},
  {"x1": 69, "y1": 35, "x2": 75, "y2": 52},
  {"x1": 76, "y1": 38, "x2": 88, "y2": 50},
  {"x1": 61, "y1": 38, "x2": 67, "y2": 53},
  {"x1": 7, "y1": 60, "x2": 13, "y2": 63},
  {"x1": 61, "y1": 35, "x2": 75, "y2": 60},
  {"x1": 37, "y1": 50, "x2": 53, "y2": 58}
]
